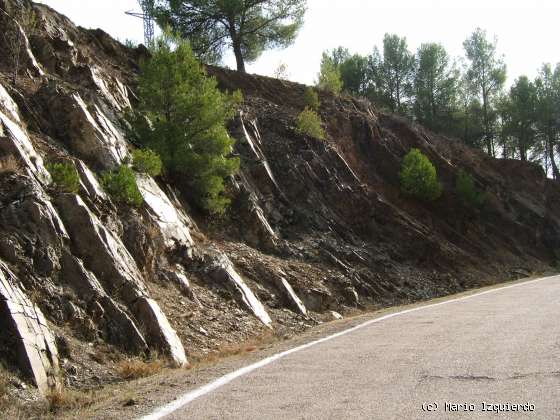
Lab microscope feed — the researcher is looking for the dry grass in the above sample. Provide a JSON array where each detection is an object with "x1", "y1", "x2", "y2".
[
  {"x1": 45, "y1": 387, "x2": 96, "y2": 414},
  {"x1": 0, "y1": 368, "x2": 8, "y2": 398},
  {"x1": 115, "y1": 358, "x2": 166, "y2": 380},
  {"x1": 0, "y1": 380, "x2": 97, "y2": 420},
  {"x1": 0, "y1": 155, "x2": 21, "y2": 174},
  {"x1": 0, "y1": 366, "x2": 138, "y2": 419},
  {"x1": 0, "y1": 367, "x2": 21, "y2": 416},
  {"x1": 0, "y1": 369, "x2": 12, "y2": 415},
  {"x1": 191, "y1": 331, "x2": 277, "y2": 366}
]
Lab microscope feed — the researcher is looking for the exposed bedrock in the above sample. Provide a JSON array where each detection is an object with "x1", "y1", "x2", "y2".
[
  {"x1": 0, "y1": 261, "x2": 61, "y2": 395},
  {"x1": 55, "y1": 193, "x2": 187, "y2": 367},
  {"x1": 0, "y1": 0, "x2": 558, "y2": 397},
  {"x1": 207, "y1": 253, "x2": 273, "y2": 328}
]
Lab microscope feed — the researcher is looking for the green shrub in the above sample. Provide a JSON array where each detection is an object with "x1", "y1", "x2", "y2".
[
  {"x1": 128, "y1": 37, "x2": 240, "y2": 215},
  {"x1": 101, "y1": 165, "x2": 143, "y2": 207},
  {"x1": 295, "y1": 107, "x2": 325, "y2": 139},
  {"x1": 132, "y1": 149, "x2": 162, "y2": 177},
  {"x1": 399, "y1": 148, "x2": 442, "y2": 201},
  {"x1": 303, "y1": 87, "x2": 320, "y2": 111},
  {"x1": 48, "y1": 162, "x2": 80, "y2": 193},
  {"x1": 455, "y1": 170, "x2": 485, "y2": 208}
]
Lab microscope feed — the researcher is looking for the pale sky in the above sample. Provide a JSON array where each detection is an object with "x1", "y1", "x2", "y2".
[{"x1": 36, "y1": 0, "x2": 560, "y2": 87}]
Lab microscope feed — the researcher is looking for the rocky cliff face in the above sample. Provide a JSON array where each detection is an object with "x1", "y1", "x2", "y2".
[{"x1": 0, "y1": 0, "x2": 558, "y2": 397}]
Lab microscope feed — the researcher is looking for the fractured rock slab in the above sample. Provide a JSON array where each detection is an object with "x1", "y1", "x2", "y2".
[
  {"x1": 69, "y1": 93, "x2": 129, "y2": 168},
  {"x1": 208, "y1": 254, "x2": 273, "y2": 328},
  {"x1": 133, "y1": 297, "x2": 188, "y2": 367},
  {"x1": 76, "y1": 160, "x2": 107, "y2": 201},
  {"x1": 164, "y1": 265, "x2": 201, "y2": 306},
  {"x1": 56, "y1": 194, "x2": 187, "y2": 364},
  {"x1": 56, "y1": 194, "x2": 147, "y2": 302},
  {"x1": 0, "y1": 261, "x2": 60, "y2": 395},
  {"x1": 276, "y1": 275, "x2": 307, "y2": 317},
  {"x1": 89, "y1": 66, "x2": 131, "y2": 111},
  {"x1": 136, "y1": 174, "x2": 194, "y2": 255},
  {"x1": 39, "y1": 88, "x2": 129, "y2": 170},
  {"x1": 60, "y1": 252, "x2": 148, "y2": 354},
  {"x1": 0, "y1": 104, "x2": 50, "y2": 185}
]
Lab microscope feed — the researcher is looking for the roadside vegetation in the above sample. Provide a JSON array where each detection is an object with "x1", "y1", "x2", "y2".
[
  {"x1": 296, "y1": 107, "x2": 325, "y2": 140},
  {"x1": 455, "y1": 170, "x2": 486, "y2": 209},
  {"x1": 400, "y1": 149, "x2": 442, "y2": 201},
  {"x1": 102, "y1": 165, "x2": 143, "y2": 208},
  {"x1": 127, "y1": 35, "x2": 241, "y2": 215},
  {"x1": 304, "y1": 87, "x2": 320, "y2": 111},
  {"x1": 315, "y1": 30, "x2": 560, "y2": 179},
  {"x1": 0, "y1": 155, "x2": 20, "y2": 174},
  {"x1": 48, "y1": 162, "x2": 81, "y2": 194},
  {"x1": 115, "y1": 357, "x2": 166, "y2": 380},
  {"x1": 132, "y1": 149, "x2": 162, "y2": 177}
]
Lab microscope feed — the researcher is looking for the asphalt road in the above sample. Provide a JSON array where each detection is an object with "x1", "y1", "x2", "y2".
[{"x1": 153, "y1": 276, "x2": 560, "y2": 419}]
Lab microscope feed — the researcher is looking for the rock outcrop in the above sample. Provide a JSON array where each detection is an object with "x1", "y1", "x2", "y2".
[
  {"x1": 0, "y1": 261, "x2": 60, "y2": 395},
  {"x1": 0, "y1": 0, "x2": 558, "y2": 398},
  {"x1": 207, "y1": 254, "x2": 273, "y2": 328}
]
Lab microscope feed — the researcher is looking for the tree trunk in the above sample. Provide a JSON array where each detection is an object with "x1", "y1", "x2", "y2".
[
  {"x1": 519, "y1": 141, "x2": 527, "y2": 161},
  {"x1": 482, "y1": 87, "x2": 494, "y2": 156},
  {"x1": 232, "y1": 40, "x2": 245, "y2": 73},
  {"x1": 431, "y1": 92, "x2": 436, "y2": 127},
  {"x1": 395, "y1": 79, "x2": 401, "y2": 113},
  {"x1": 548, "y1": 137, "x2": 559, "y2": 179},
  {"x1": 227, "y1": 17, "x2": 245, "y2": 73}
]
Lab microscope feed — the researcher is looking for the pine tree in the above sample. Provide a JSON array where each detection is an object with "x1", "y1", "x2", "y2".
[
  {"x1": 463, "y1": 28, "x2": 506, "y2": 156},
  {"x1": 129, "y1": 37, "x2": 241, "y2": 214},
  {"x1": 414, "y1": 43, "x2": 459, "y2": 134},
  {"x1": 316, "y1": 52, "x2": 343, "y2": 95},
  {"x1": 156, "y1": 0, "x2": 306, "y2": 72}
]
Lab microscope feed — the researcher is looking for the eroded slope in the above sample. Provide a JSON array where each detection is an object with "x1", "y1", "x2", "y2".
[{"x1": 0, "y1": 0, "x2": 557, "y2": 402}]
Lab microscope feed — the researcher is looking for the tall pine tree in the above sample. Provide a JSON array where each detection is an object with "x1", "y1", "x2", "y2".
[{"x1": 129, "y1": 37, "x2": 241, "y2": 214}]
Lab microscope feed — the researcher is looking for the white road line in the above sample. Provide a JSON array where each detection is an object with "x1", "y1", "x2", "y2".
[{"x1": 140, "y1": 275, "x2": 558, "y2": 420}]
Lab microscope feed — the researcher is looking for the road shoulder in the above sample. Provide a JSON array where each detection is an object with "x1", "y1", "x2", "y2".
[{"x1": 66, "y1": 274, "x2": 558, "y2": 420}]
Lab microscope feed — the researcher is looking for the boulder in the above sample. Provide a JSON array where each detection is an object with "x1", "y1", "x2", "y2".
[
  {"x1": 343, "y1": 286, "x2": 360, "y2": 307},
  {"x1": 300, "y1": 288, "x2": 334, "y2": 312},
  {"x1": 330, "y1": 311, "x2": 343, "y2": 320}
]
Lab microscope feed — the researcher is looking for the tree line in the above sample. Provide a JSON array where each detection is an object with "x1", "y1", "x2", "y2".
[
  {"x1": 148, "y1": 3, "x2": 560, "y2": 178},
  {"x1": 317, "y1": 28, "x2": 560, "y2": 179}
]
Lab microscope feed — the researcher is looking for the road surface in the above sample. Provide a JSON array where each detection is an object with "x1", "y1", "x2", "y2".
[{"x1": 147, "y1": 276, "x2": 560, "y2": 419}]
